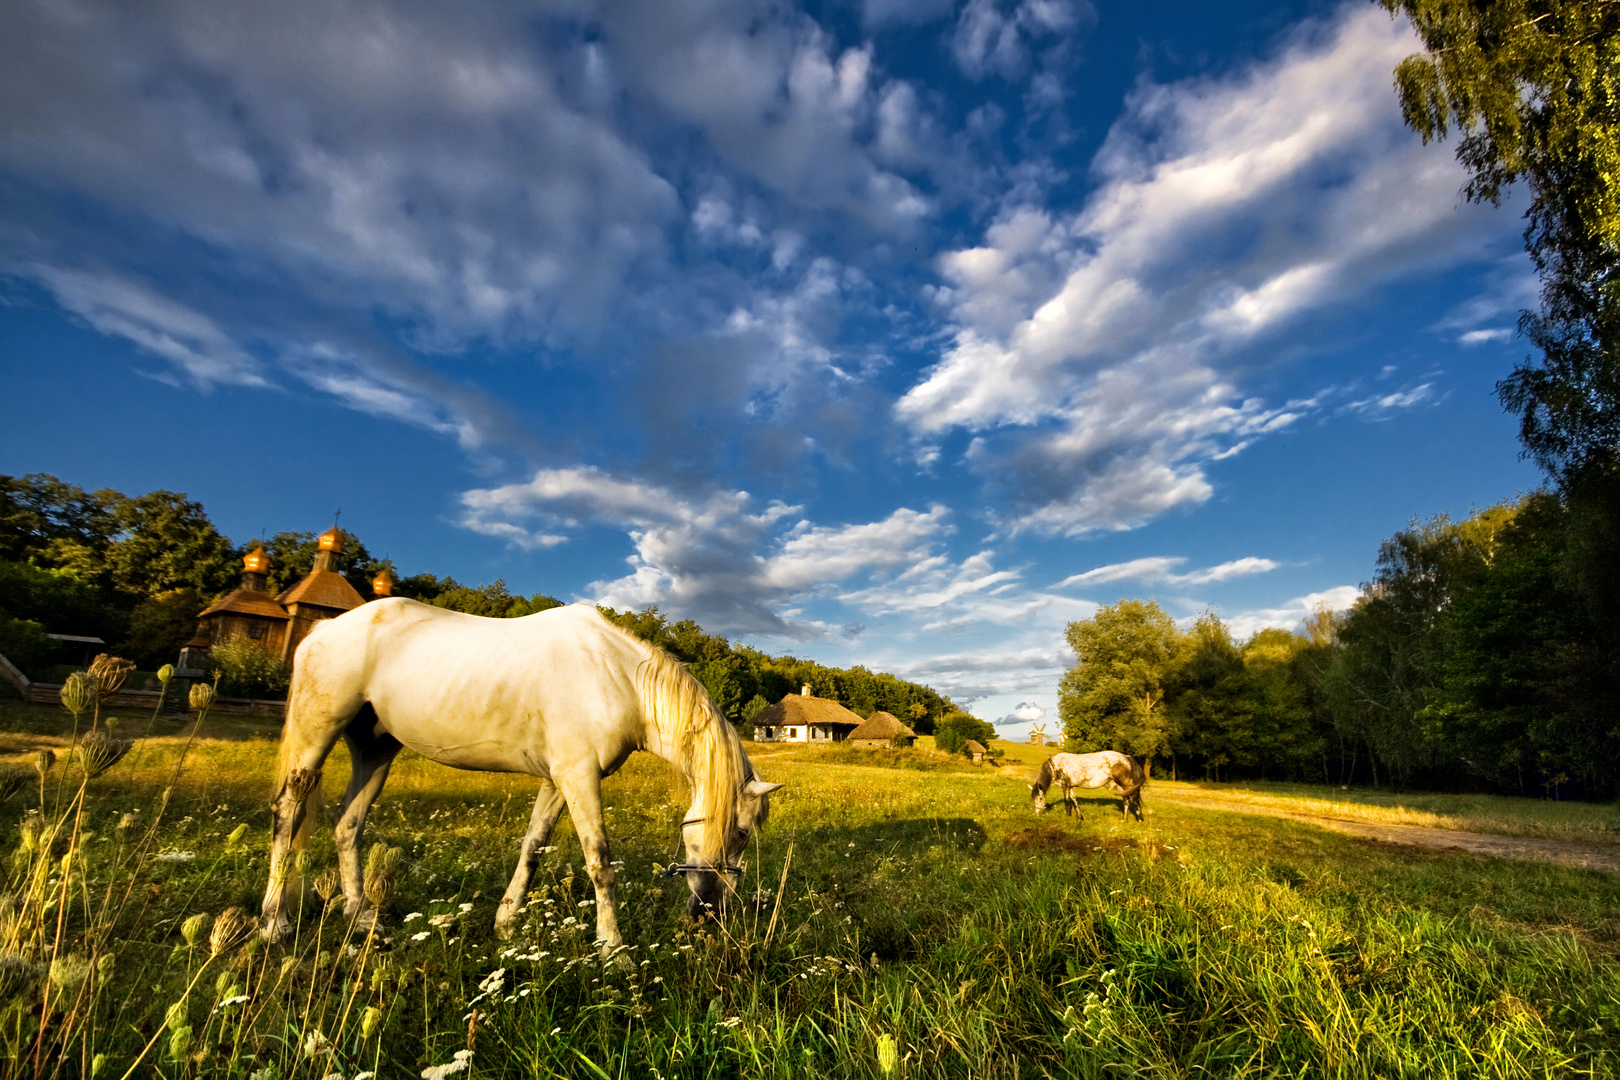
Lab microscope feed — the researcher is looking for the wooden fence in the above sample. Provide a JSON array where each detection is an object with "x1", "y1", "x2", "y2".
[{"x1": 0, "y1": 651, "x2": 286, "y2": 719}]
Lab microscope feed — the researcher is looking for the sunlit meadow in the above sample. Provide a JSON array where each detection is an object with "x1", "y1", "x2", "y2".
[{"x1": 0, "y1": 685, "x2": 1617, "y2": 1080}]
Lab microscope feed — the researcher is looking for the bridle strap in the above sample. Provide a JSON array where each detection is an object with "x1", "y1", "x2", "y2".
[{"x1": 663, "y1": 815, "x2": 744, "y2": 878}]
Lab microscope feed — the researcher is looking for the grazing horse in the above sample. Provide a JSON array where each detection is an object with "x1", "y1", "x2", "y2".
[
  {"x1": 260, "y1": 600, "x2": 781, "y2": 953},
  {"x1": 1029, "y1": 751, "x2": 1144, "y2": 822}
]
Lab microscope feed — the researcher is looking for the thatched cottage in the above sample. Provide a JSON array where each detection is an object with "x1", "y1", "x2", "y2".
[
  {"x1": 752, "y1": 686, "x2": 863, "y2": 743},
  {"x1": 846, "y1": 710, "x2": 916, "y2": 748},
  {"x1": 962, "y1": 739, "x2": 988, "y2": 763}
]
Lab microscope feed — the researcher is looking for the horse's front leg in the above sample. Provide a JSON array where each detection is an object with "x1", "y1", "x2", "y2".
[
  {"x1": 334, "y1": 724, "x2": 402, "y2": 926},
  {"x1": 553, "y1": 771, "x2": 623, "y2": 958},
  {"x1": 496, "y1": 780, "x2": 566, "y2": 939}
]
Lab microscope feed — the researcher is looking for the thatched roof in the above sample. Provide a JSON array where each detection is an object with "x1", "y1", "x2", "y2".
[
  {"x1": 752, "y1": 693, "x2": 863, "y2": 729},
  {"x1": 278, "y1": 568, "x2": 365, "y2": 612},
  {"x1": 962, "y1": 739, "x2": 987, "y2": 755},
  {"x1": 847, "y1": 711, "x2": 915, "y2": 741}
]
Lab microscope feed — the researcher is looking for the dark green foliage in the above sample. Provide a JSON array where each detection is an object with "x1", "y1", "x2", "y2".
[
  {"x1": 0, "y1": 558, "x2": 127, "y2": 642},
  {"x1": 117, "y1": 588, "x2": 205, "y2": 671},
  {"x1": 0, "y1": 615, "x2": 53, "y2": 677}
]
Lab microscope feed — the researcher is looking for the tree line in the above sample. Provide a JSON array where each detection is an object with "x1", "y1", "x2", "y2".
[
  {"x1": 1060, "y1": 489, "x2": 1619, "y2": 799},
  {"x1": 0, "y1": 474, "x2": 956, "y2": 727}
]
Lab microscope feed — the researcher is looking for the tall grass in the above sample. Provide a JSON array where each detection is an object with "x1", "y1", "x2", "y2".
[{"x1": 0, "y1": 699, "x2": 1615, "y2": 1079}]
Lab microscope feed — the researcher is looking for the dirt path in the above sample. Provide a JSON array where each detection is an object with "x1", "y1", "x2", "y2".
[{"x1": 1152, "y1": 790, "x2": 1620, "y2": 873}]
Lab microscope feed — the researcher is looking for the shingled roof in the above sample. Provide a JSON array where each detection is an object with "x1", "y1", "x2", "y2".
[
  {"x1": 277, "y1": 568, "x2": 365, "y2": 612},
  {"x1": 752, "y1": 693, "x2": 863, "y2": 729},
  {"x1": 847, "y1": 711, "x2": 915, "y2": 741},
  {"x1": 198, "y1": 588, "x2": 290, "y2": 621}
]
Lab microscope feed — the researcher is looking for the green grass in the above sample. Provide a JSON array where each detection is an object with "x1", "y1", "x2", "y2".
[
  {"x1": 991, "y1": 738, "x2": 1620, "y2": 845},
  {"x1": 1, "y1": 699, "x2": 1617, "y2": 1079}
]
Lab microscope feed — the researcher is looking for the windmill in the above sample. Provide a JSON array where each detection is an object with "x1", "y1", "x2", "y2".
[{"x1": 1028, "y1": 722, "x2": 1050, "y2": 747}]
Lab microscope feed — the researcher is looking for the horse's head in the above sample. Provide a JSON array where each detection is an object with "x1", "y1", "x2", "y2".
[
  {"x1": 1120, "y1": 781, "x2": 1144, "y2": 822},
  {"x1": 683, "y1": 778, "x2": 782, "y2": 918},
  {"x1": 1029, "y1": 783, "x2": 1048, "y2": 814}
]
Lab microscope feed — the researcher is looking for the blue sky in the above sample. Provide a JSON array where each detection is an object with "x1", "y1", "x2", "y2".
[{"x1": 0, "y1": 0, "x2": 1542, "y2": 738}]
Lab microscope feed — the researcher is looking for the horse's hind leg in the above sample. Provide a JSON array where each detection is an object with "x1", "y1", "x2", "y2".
[
  {"x1": 495, "y1": 780, "x2": 566, "y2": 938},
  {"x1": 334, "y1": 708, "x2": 402, "y2": 927}
]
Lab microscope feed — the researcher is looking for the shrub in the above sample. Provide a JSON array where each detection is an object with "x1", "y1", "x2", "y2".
[
  {"x1": 935, "y1": 712, "x2": 996, "y2": 756},
  {"x1": 205, "y1": 639, "x2": 291, "y2": 699}
]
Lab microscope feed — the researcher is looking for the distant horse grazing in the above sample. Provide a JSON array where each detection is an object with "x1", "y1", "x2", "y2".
[
  {"x1": 1030, "y1": 751, "x2": 1144, "y2": 822},
  {"x1": 260, "y1": 600, "x2": 782, "y2": 953}
]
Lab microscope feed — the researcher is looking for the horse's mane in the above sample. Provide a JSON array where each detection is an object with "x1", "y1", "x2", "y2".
[
  {"x1": 612, "y1": 622, "x2": 752, "y2": 865},
  {"x1": 1033, "y1": 756, "x2": 1053, "y2": 792}
]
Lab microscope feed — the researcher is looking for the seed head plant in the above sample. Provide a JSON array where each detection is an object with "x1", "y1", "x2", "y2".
[
  {"x1": 87, "y1": 654, "x2": 135, "y2": 731},
  {"x1": 188, "y1": 680, "x2": 215, "y2": 714},
  {"x1": 76, "y1": 730, "x2": 133, "y2": 779},
  {"x1": 59, "y1": 672, "x2": 92, "y2": 722},
  {"x1": 209, "y1": 907, "x2": 255, "y2": 957},
  {"x1": 181, "y1": 912, "x2": 211, "y2": 948}
]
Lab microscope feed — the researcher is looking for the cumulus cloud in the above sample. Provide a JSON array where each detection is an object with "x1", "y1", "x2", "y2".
[
  {"x1": 899, "y1": 6, "x2": 1509, "y2": 536},
  {"x1": 997, "y1": 700, "x2": 1045, "y2": 726},
  {"x1": 953, "y1": 0, "x2": 1087, "y2": 81},
  {"x1": 457, "y1": 467, "x2": 963, "y2": 636},
  {"x1": 1056, "y1": 555, "x2": 1278, "y2": 589}
]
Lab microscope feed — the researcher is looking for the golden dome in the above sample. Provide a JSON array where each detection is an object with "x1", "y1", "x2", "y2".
[
  {"x1": 243, "y1": 547, "x2": 271, "y2": 573},
  {"x1": 372, "y1": 571, "x2": 394, "y2": 597},
  {"x1": 317, "y1": 527, "x2": 344, "y2": 553}
]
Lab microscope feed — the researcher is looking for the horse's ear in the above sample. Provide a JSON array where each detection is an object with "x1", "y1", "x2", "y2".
[{"x1": 744, "y1": 780, "x2": 783, "y2": 797}]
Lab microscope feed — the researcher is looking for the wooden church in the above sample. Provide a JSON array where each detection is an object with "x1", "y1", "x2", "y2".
[{"x1": 184, "y1": 526, "x2": 391, "y2": 671}]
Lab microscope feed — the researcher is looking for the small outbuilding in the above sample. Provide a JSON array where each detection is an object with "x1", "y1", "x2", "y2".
[
  {"x1": 962, "y1": 739, "x2": 988, "y2": 763},
  {"x1": 846, "y1": 710, "x2": 916, "y2": 748},
  {"x1": 752, "y1": 686, "x2": 863, "y2": 743}
]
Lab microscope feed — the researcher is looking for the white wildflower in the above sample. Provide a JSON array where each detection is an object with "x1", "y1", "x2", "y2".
[
  {"x1": 420, "y1": 1050, "x2": 473, "y2": 1080},
  {"x1": 155, "y1": 851, "x2": 196, "y2": 863},
  {"x1": 219, "y1": 995, "x2": 250, "y2": 1007},
  {"x1": 303, "y1": 1030, "x2": 332, "y2": 1057},
  {"x1": 458, "y1": 903, "x2": 474, "y2": 914},
  {"x1": 403, "y1": 912, "x2": 423, "y2": 923},
  {"x1": 410, "y1": 932, "x2": 430, "y2": 943}
]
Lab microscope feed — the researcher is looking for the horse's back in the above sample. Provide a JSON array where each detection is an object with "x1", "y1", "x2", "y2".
[
  {"x1": 1052, "y1": 750, "x2": 1140, "y2": 790},
  {"x1": 288, "y1": 601, "x2": 646, "y2": 773}
]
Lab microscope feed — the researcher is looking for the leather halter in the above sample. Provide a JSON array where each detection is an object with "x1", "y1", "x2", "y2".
[{"x1": 660, "y1": 814, "x2": 746, "y2": 878}]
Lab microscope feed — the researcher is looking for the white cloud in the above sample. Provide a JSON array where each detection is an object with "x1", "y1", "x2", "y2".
[
  {"x1": 28, "y1": 266, "x2": 266, "y2": 389},
  {"x1": 997, "y1": 700, "x2": 1045, "y2": 726},
  {"x1": 953, "y1": 0, "x2": 1086, "y2": 81},
  {"x1": 1459, "y1": 328, "x2": 1513, "y2": 345},
  {"x1": 1056, "y1": 555, "x2": 1278, "y2": 589},
  {"x1": 898, "y1": 6, "x2": 1509, "y2": 536},
  {"x1": 1220, "y1": 585, "x2": 1360, "y2": 641},
  {"x1": 457, "y1": 467, "x2": 965, "y2": 636},
  {"x1": 1342, "y1": 382, "x2": 1440, "y2": 419}
]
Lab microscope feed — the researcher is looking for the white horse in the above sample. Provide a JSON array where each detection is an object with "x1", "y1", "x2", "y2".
[
  {"x1": 1030, "y1": 751, "x2": 1144, "y2": 822},
  {"x1": 259, "y1": 600, "x2": 781, "y2": 952}
]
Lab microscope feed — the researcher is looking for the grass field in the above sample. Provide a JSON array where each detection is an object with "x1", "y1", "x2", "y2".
[{"x1": 1, "y1": 696, "x2": 1617, "y2": 1079}]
